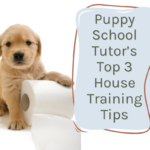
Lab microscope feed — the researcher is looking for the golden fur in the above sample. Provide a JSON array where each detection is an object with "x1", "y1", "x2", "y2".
[{"x1": 0, "y1": 24, "x2": 72, "y2": 130}]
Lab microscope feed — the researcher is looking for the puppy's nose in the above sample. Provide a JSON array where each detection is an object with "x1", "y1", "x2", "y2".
[{"x1": 14, "y1": 52, "x2": 24, "y2": 61}]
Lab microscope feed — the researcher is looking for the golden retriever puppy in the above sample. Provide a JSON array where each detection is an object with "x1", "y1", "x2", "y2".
[{"x1": 0, "y1": 24, "x2": 72, "y2": 130}]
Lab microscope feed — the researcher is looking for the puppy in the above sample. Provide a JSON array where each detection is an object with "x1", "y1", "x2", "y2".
[{"x1": 0, "y1": 24, "x2": 72, "y2": 130}]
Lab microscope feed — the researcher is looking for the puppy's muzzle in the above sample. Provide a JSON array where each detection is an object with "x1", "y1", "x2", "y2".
[{"x1": 14, "y1": 52, "x2": 24, "y2": 62}]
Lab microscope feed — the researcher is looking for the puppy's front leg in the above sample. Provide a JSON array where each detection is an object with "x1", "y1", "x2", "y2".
[
  {"x1": 0, "y1": 100, "x2": 8, "y2": 116},
  {"x1": 3, "y1": 85, "x2": 25, "y2": 130},
  {"x1": 42, "y1": 71, "x2": 72, "y2": 86}
]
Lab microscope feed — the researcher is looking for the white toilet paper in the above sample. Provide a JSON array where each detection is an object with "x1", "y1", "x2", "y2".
[
  {"x1": 31, "y1": 114, "x2": 81, "y2": 150},
  {"x1": 20, "y1": 80, "x2": 74, "y2": 125}
]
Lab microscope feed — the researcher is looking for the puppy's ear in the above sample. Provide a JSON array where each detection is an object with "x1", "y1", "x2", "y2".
[
  {"x1": 0, "y1": 46, "x2": 2, "y2": 56},
  {"x1": 0, "y1": 36, "x2": 2, "y2": 56},
  {"x1": 36, "y1": 35, "x2": 41, "y2": 56}
]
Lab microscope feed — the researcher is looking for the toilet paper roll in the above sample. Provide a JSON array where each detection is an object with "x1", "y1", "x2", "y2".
[{"x1": 20, "y1": 80, "x2": 74, "y2": 125}]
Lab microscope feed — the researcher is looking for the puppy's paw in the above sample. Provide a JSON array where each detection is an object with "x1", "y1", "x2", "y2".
[
  {"x1": 8, "y1": 120, "x2": 26, "y2": 130},
  {"x1": 57, "y1": 75, "x2": 72, "y2": 86},
  {"x1": 0, "y1": 109, "x2": 4, "y2": 116}
]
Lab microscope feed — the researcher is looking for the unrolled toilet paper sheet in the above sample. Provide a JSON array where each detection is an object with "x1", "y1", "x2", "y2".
[{"x1": 31, "y1": 114, "x2": 81, "y2": 150}]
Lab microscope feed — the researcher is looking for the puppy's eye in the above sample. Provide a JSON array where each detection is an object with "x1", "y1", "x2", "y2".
[
  {"x1": 6, "y1": 42, "x2": 11, "y2": 47},
  {"x1": 26, "y1": 41, "x2": 31, "y2": 45}
]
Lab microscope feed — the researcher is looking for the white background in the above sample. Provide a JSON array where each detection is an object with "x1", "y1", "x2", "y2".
[{"x1": 0, "y1": 0, "x2": 150, "y2": 150}]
